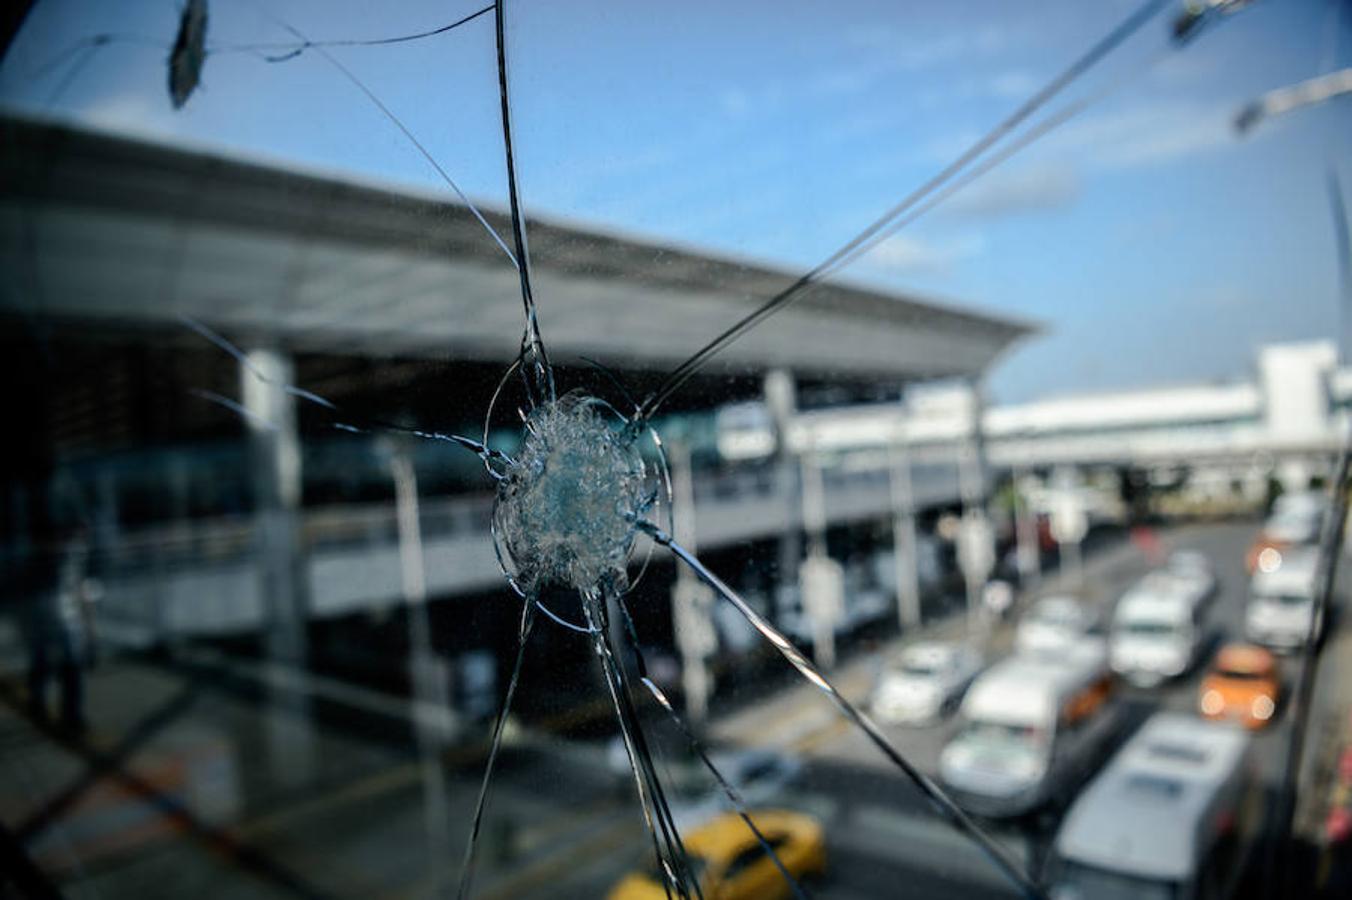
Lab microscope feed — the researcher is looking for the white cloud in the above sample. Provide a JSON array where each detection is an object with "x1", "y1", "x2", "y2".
[
  {"x1": 718, "y1": 87, "x2": 752, "y2": 119},
  {"x1": 988, "y1": 70, "x2": 1039, "y2": 99},
  {"x1": 807, "y1": 65, "x2": 877, "y2": 99},
  {"x1": 866, "y1": 232, "x2": 987, "y2": 275},
  {"x1": 913, "y1": 97, "x2": 1243, "y2": 189},
  {"x1": 1043, "y1": 101, "x2": 1238, "y2": 171},
  {"x1": 910, "y1": 129, "x2": 982, "y2": 165},
  {"x1": 941, "y1": 164, "x2": 1081, "y2": 219},
  {"x1": 843, "y1": 22, "x2": 1023, "y2": 68},
  {"x1": 915, "y1": 68, "x2": 1046, "y2": 111},
  {"x1": 68, "y1": 86, "x2": 165, "y2": 134}
]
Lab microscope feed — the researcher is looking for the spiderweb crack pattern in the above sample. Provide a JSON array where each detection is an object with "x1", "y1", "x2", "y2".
[{"x1": 493, "y1": 393, "x2": 648, "y2": 593}]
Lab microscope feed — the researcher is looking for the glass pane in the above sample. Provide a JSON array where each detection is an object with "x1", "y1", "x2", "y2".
[{"x1": 1, "y1": 2, "x2": 1348, "y2": 899}]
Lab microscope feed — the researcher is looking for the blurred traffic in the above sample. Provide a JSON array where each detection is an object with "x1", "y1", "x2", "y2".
[{"x1": 594, "y1": 496, "x2": 1349, "y2": 899}]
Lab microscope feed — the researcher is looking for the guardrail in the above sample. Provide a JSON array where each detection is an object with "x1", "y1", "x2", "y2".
[{"x1": 88, "y1": 460, "x2": 966, "y2": 642}]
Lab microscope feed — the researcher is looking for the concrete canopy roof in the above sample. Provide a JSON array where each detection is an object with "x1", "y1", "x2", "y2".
[{"x1": 1, "y1": 115, "x2": 1033, "y2": 381}]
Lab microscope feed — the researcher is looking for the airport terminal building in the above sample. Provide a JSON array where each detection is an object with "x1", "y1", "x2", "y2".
[{"x1": 1, "y1": 116, "x2": 1033, "y2": 714}]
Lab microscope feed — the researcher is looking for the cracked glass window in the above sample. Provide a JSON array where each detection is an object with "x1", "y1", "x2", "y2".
[{"x1": 2, "y1": 2, "x2": 1351, "y2": 899}]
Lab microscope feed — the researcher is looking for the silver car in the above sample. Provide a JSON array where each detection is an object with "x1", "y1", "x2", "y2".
[{"x1": 872, "y1": 641, "x2": 983, "y2": 725}]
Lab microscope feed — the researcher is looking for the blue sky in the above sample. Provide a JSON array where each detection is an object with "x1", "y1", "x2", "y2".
[{"x1": 2, "y1": 0, "x2": 1349, "y2": 401}]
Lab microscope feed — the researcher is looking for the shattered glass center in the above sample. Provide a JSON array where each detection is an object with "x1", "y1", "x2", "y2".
[{"x1": 494, "y1": 394, "x2": 648, "y2": 592}]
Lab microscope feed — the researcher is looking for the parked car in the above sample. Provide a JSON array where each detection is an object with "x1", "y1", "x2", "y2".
[
  {"x1": 668, "y1": 749, "x2": 804, "y2": 831},
  {"x1": 1199, "y1": 643, "x2": 1280, "y2": 730},
  {"x1": 871, "y1": 641, "x2": 984, "y2": 725},
  {"x1": 1245, "y1": 491, "x2": 1326, "y2": 573},
  {"x1": 1165, "y1": 550, "x2": 1217, "y2": 603},
  {"x1": 606, "y1": 742, "x2": 803, "y2": 830},
  {"x1": 1110, "y1": 574, "x2": 1209, "y2": 687},
  {"x1": 607, "y1": 809, "x2": 826, "y2": 900},
  {"x1": 1015, "y1": 596, "x2": 1097, "y2": 656},
  {"x1": 1246, "y1": 546, "x2": 1324, "y2": 651}
]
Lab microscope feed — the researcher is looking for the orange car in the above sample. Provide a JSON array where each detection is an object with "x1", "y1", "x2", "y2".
[
  {"x1": 1199, "y1": 644, "x2": 1280, "y2": 729},
  {"x1": 607, "y1": 809, "x2": 826, "y2": 900}
]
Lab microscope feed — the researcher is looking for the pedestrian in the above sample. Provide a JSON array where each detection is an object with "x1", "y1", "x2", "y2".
[{"x1": 19, "y1": 525, "x2": 93, "y2": 735}]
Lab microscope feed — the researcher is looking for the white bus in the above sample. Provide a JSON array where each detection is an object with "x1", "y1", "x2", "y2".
[
  {"x1": 1110, "y1": 573, "x2": 1208, "y2": 687},
  {"x1": 939, "y1": 642, "x2": 1120, "y2": 818},
  {"x1": 1046, "y1": 712, "x2": 1261, "y2": 900}
]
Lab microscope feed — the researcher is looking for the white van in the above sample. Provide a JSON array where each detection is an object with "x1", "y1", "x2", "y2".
[
  {"x1": 1246, "y1": 546, "x2": 1323, "y2": 651},
  {"x1": 1046, "y1": 712, "x2": 1261, "y2": 900},
  {"x1": 939, "y1": 643, "x2": 1119, "y2": 818},
  {"x1": 1111, "y1": 574, "x2": 1207, "y2": 687}
]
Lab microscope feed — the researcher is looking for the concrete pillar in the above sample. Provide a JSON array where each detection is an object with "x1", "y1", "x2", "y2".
[
  {"x1": 241, "y1": 347, "x2": 314, "y2": 788},
  {"x1": 799, "y1": 450, "x2": 827, "y2": 559},
  {"x1": 957, "y1": 378, "x2": 993, "y2": 622},
  {"x1": 958, "y1": 378, "x2": 990, "y2": 508},
  {"x1": 160, "y1": 454, "x2": 191, "y2": 650},
  {"x1": 888, "y1": 435, "x2": 922, "y2": 630},
  {"x1": 798, "y1": 448, "x2": 842, "y2": 668},
  {"x1": 668, "y1": 441, "x2": 715, "y2": 725},
  {"x1": 389, "y1": 443, "x2": 451, "y2": 887},
  {"x1": 799, "y1": 551, "x2": 844, "y2": 671},
  {"x1": 765, "y1": 370, "x2": 800, "y2": 620},
  {"x1": 1049, "y1": 466, "x2": 1088, "y2": 592},
  {"x1": 94, "y1": 468, "x2": 121, "y2": 561},
  {"x1": 1013, "y1": 461, "x2": 1041, "y2": 588}
]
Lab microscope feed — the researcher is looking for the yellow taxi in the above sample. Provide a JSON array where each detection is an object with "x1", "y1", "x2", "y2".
[
  {"x1": 1199, "y1": 643, "x2": 1280, "y2": 730},
  {"x1": 607, "y1": 809, "x2": 826, "y2": 900}
]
